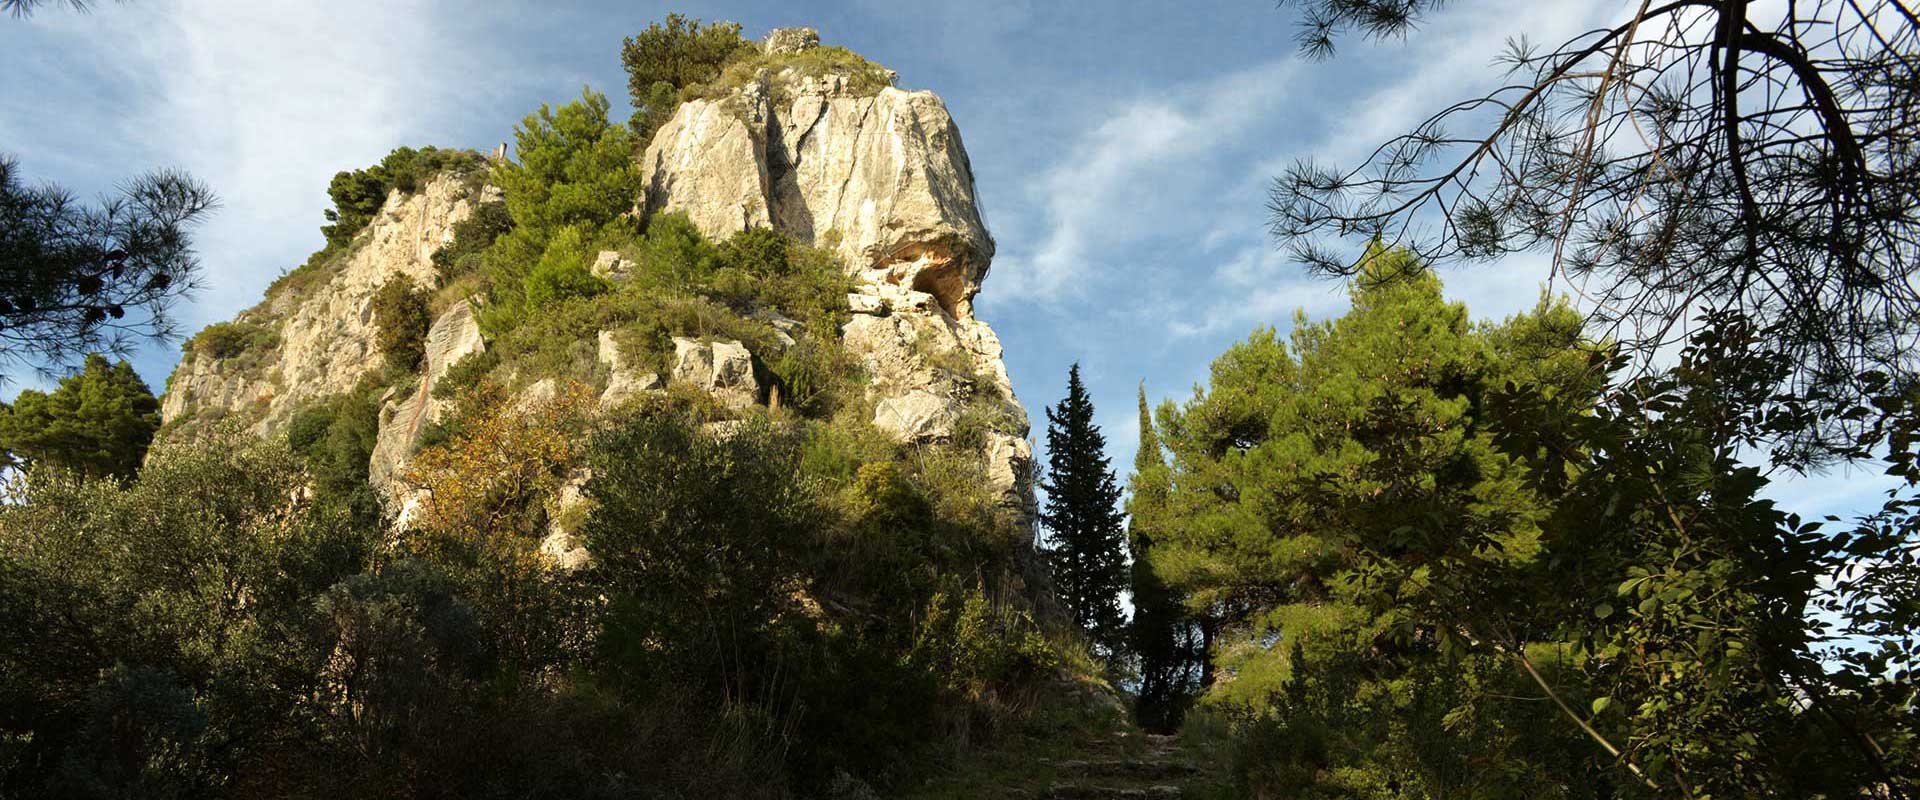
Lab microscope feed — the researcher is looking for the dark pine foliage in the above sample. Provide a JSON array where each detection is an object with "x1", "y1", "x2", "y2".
[
  {"x1": 0, "y1": 353, "x2": 159, "y2": 479},
  {"x1": 0, "y1": 155, "x2": 215, "y2": 379},
  {"x1": 1040, "y1": 363, "x2": 1129, "y2": 655},
  {"x1": 1267, "y1": 0, "x2": 1920, "y2": 455}
]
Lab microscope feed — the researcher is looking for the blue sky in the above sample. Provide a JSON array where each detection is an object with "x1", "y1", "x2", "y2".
[{"x1": 0, "y1": 0, "x2": 1897, "y2": 522}]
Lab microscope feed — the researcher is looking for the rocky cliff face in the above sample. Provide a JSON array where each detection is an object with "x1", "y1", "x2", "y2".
[
  {"x1": 160, "y1": 28, "x2": 1035, "y2": 536},
  {"x1": 641, "y1": 30, "x2": 1034, "y2": 524},
  {"x1": 161, "y1": 174, "x2": 488, "y2": 434}
]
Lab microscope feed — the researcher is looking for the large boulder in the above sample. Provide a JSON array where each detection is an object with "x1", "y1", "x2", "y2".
[
  {"x1": 874, "y1": 390, "x2": 958, "y2": 442},
  {"x1": 598, "y1": 330, "x2": 663, "y2": 409},
  {"x1": 671, "y1": 337, "x2": 761, "y2": 410}
]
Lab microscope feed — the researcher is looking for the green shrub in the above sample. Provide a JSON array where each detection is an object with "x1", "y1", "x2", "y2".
[
  {"x1": 320, "y1": 146, "x2": 485, "y2": 252},
  {"x1": 949, "y1": 395, "x2": 1025, "y2": 452},
  {"x1": 476, "y1": 88, "x2": 639, "y2": 337},
  {"x1": 907, "y1": 580, "x2": 1060, "y2": 697},
  {"x1": 432, "y1": 348, "x2": 500, "y2": 401},
  {"x1": 372, "y1": 277, "x2": 431, "y2": 371},
  {"x1": 188, "y1": 320, "x2": 277, "y2": 360},
  {"x1": 768, "y1": 327, "x2": 864, "y2": 418},
  {"x1": 797, "y1": 417, "x2": 892, "y2": 488},
  {"x1": 621, "y1": 14, "x2": 755, "y2": 140},
  {"x1": 284, "y1": 386, "x2": 382, "y2": 520},
  {"x1": 432, "y1": 199, "x2": 512, "y2": 286}
]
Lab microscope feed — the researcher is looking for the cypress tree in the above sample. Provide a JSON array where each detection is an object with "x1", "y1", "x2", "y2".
[
  {"x1": 1040, "y1": 363, "x2": 1129, "y2": 655},
  {"x1": 1126, "y1": 383, "x2": 1201, "y2": 730}
]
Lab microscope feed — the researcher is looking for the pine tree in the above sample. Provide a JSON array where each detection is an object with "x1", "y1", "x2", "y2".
[
  {"x1": 0, "y1": 155, "x2": 215, "y2": 377},
  {"x1": 0, "y1": 353, "x2": 160, "y2": 479},
  {"x1": 1040, "y1": 363, "x2": 1129, "y2": 655},
  {"x1": 1126, "y1": 382, "x2": 1202, "y2": 730}
]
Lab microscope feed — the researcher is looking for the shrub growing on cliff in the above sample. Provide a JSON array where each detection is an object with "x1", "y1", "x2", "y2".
[
  {"x1": 320, "y1": 146, "x2": 484, "y2": 251},
  {"x1": 430, "y1": 199, "x2": 511, "y2": 286},
  {"x1": 620, "y1": 14, "x2": 753, "y2": 141},
  {"x1": 371, "y1": 276, "x2": 430, "y2": 371},
  {"x1": 187, "y1": 319, "x2": 277, "y2": 360}
]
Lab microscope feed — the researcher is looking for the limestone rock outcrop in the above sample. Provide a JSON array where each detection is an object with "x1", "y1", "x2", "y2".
[
  {"x1": 158, "y1": 32, "x2": 1037, "y2": 541},
  {"x1": 639, "y1": 66, "x2": 993, "y2": 317},
  {"x1": 640, "y1": 53, "x2": 1035, "y2": 532},
  {"x1": 161, "y1": 173, "x2": 489, "y2": 434},
  {"x1": 369, "y1": 299, "x2": 486, "y2": 503},
  {"x1": 670, "y1": 337, "x2": 761, "y2": 410}
]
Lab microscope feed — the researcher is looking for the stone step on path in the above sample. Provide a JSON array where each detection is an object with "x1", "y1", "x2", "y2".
[
  {"x1": 900, "y1": 709, "x2": 1230, "y2": 799},
  {"x1": 1035, "y1": 734, "x2": 1198, "y2": 799},
  {"x1": 1042, "y1": 785, "x2": 1183, "y2": 799}
]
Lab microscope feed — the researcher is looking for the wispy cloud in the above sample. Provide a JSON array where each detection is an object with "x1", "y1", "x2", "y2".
[
  {"x1": 103, "y1": 0, "x2": 489, "y2": 320},
  {"x1": 3, "y1": 0, "x2": 501, "y2": 388},
  {"x1": 988, "y1": 59, "x2": 1297, "y2": 301}
]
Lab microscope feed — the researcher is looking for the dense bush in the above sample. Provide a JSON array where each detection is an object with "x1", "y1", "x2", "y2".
[
  {"x1": 430, "y1": 199, "x2": 512, "y2": 287},
  {"x1": 284, "y1": 383, "x2": 383, "y2": 520},
  {"x1": 188, "y1": 319, "x2": 277, "y2": 360},
  {"x1": 474, "y1": 88, "x2": 637, "y2": 336},
  {"x1": 371, "y1": 276, "x2": 430, "y2": 371},
  {"x1": 0, "y1": 435, "x2": 374, "y2": 798},
  {"x1": 620, "y1": 14, "x2": 754, "y2": 141},
  {"x1": 580, "y1": 411, "x2": 1050, "y2": 790}
]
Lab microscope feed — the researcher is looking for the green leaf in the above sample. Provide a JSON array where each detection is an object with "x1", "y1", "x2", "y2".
[
  {"x1": 1594, "y1": 602, "x2": 1614, "y2": 619},
  {"x1": 1591, "y1": 696, "x2": 1612, "y2": 714}
]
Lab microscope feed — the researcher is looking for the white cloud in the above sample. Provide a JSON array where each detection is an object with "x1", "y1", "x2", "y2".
[
  {"x1": 107, "y1": 1, "x2": 490, "y2": 323},
  {"x1": 0, "y1": 0, "x2": 525, "y2": 393},
  {"x1": 989, "y1": 59, "x2": 1297, "y2": 301},
  {"x1": 1168, "y1": 242, "x2": 1348, "y2": 339},
  {"x1": 4, "y1": 0, "x2": 499, "y2": 347}
]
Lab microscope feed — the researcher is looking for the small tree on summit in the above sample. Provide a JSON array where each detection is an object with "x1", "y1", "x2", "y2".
[
  {"x1": 1040, "y1": 363, "x2": 1129, "y2": 655},
  {"x1": 620, "y1": 14, "x2": 753, "y2": 142}
]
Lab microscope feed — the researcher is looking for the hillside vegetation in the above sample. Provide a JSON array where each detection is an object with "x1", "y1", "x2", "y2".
[
  {"x1": 0, "y1": 27, "x2": 1097, "y2": 800},
  {"x1": 7, "y1": 9, "x2": 1913, "y2": 800}
]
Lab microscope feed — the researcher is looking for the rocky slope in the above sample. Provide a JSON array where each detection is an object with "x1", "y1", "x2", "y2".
[
  {"x1": 161, "y1": 27, "x2": 1036, "y2": 539},
  {"x1": 161, "y1": 174, "x2": 490, "y2": 434}
]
